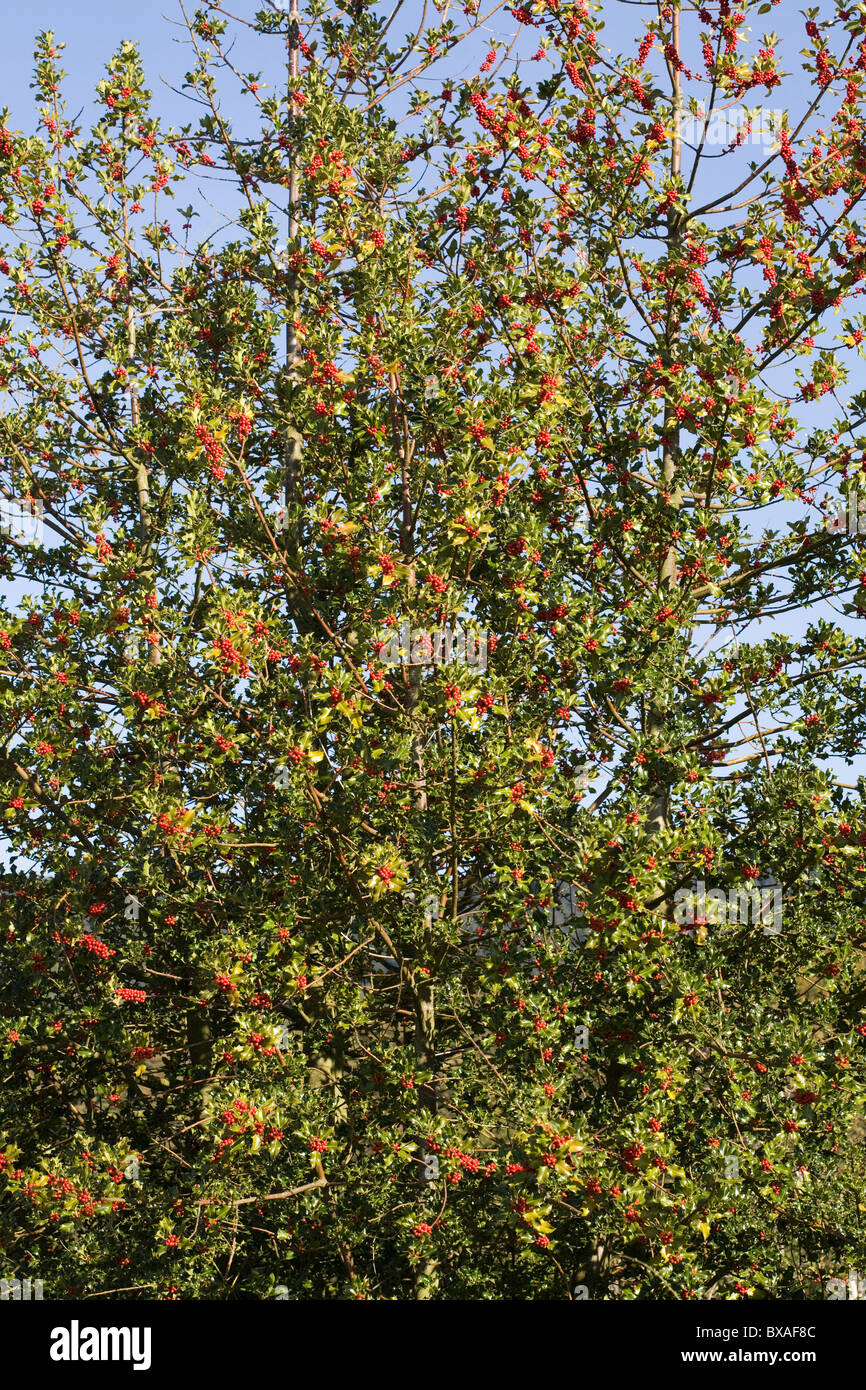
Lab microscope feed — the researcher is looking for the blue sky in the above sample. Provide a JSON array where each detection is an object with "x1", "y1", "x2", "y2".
[{"x1": 2, "y1": 1, "x2": 203, "y2": 128}]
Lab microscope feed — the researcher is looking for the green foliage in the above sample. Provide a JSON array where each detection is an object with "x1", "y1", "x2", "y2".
[{"x1": 0, "y1": 0, "x2": 865, "y2": 1301}]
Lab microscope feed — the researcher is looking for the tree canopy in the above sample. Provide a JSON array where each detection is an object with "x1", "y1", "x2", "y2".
[{"x1": 1, "y1": 0, "x2": 866, "y2": 1300}]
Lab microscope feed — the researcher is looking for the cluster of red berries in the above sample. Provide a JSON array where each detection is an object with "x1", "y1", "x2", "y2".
[{"x1": 81, "y1": 934, "x2": 114, "y2": 960}]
